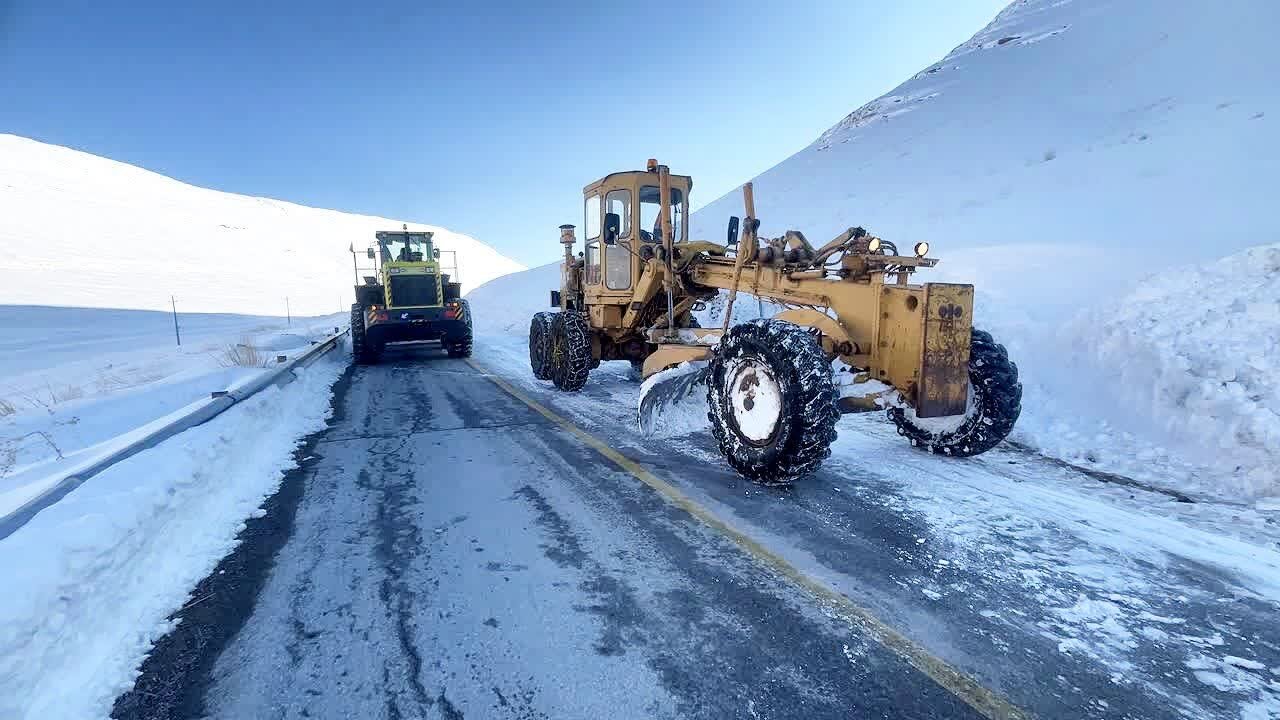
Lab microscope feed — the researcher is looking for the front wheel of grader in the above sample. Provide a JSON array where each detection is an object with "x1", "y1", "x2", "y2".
[
  {"x1": 888, "y1": 328, "x2": 1022, "y2": 456},
  {"x1": 706, "y1": 319, "x2": 839, "y2": 484}
]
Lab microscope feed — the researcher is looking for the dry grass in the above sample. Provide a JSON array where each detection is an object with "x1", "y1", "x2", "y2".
[
  {"x1": 217, "y1": 337, "x2": 267, "y2": 368},
  {"x1": 48, "y1": 383, "x2": 84, "y2": 404}
]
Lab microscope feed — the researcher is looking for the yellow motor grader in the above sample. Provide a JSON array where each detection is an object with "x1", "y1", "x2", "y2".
[{"x1": 529, "y1": 161, "x2": 1021, "y2": 484}]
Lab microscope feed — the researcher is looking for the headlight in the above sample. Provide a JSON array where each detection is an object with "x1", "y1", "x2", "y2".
[
  {"x1": 913, "y1": 241, "x2": 929, "y2": 257},
  {"x1": 867, "y1": 237, "x2": 882, "y2": 253}
]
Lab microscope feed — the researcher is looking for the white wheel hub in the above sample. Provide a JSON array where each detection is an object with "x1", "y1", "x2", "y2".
[{"x1": 728, "y1": 358, "x2": 783, "y2": 443}]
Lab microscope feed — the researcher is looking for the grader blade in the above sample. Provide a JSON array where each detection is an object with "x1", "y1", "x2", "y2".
[{"x1": 637, "y1": 363, "x2": 710, "y2": 435}]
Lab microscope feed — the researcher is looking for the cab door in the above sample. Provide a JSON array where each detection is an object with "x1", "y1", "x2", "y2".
[{"x1": 582, "y1": 185, "x2": 634, "y2": 329}]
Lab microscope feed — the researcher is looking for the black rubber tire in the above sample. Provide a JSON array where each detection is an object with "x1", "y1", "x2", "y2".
[
  {"x1": 350, "y1": 304, "x2": 379, "y2": 365},
  {"x1": 550, "y1": 311, "x2": 592, "y2": 392},
  {"x1": 529, "y1": 312, "x2": 555, "y2": 380},
  {"x1": 447, "y1": 300, "x2": 474, "y2": 358},
  {"x1": 706, "y1": 319, "x2": 838, "y2": 484},
  {"x1": 888, "y1": 328, "x2": 1022, "y2": 456}
]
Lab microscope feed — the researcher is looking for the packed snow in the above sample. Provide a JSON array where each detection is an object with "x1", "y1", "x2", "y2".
[
  {"x1": 0, "y1": 134, "x2": 525, "y2": 316},
  {"x1": 0, "y1": 353, "x2": 343, "y2": 719}
]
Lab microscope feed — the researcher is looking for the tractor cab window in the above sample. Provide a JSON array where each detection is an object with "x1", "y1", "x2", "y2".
[
  {"x1": 584, "y1": 194, "x2": 601, "y2": 285},
  {"x1": 380, "y1": 233, "x2": 432, "y2": 263},
  {"x1": 605, "y1": 189, "x2": 632, "y2": 290},
  {"x1": 639, "y1": 186, "x2": 685, "y2": 244}
]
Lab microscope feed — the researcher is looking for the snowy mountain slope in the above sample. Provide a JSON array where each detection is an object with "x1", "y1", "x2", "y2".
[
  {"x1": 0, "y1": 134, "x2": 525, "y2": 316},
  {"x1": 690, "y1": 0, "x2": 1277, "y2": 277},
  {"x1": 469, "y1": 0, "x2": 1280, "y2": 500}
]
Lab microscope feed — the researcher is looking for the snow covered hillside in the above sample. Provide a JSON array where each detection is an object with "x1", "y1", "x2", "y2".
[
  {"x1": 0, "y1": 134, "x2": 525, "y2": 316},
  {"x1": 469, "y1": 0, "x2": 1280, "y2": 501}
]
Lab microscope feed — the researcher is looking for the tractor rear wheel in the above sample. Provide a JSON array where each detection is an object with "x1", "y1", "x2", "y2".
[
  {"x1": 529, "y1": 312, "x2": 554, "y2": 380},
  {"x1": 447, "y1": 300, "x2": 474, "y2": 358},
  {"x1": 350, "y1": 304, "x2": 379, "y2": 365},
  {"x1": 888, "y1": 328, "x2": 1022, "y2": 456},
  {"x1": 706, "y1": 319, "x2": 838, "y2": 484},
  {"x1": 550, "y1": 311, "x2": 592, "y2": 391}
]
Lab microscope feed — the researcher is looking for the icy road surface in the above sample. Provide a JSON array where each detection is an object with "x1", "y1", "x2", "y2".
[{"x1": 116, "y1": 339, "x2": 1280, "y2": 720}]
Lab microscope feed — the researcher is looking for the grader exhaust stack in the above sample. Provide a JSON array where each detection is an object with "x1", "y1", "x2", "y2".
[{"x1": 530, "y1": 161, "x2": 1022, "y2": 484}]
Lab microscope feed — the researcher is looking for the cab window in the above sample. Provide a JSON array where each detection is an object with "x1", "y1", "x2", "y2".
[
  {"x1": 584, "y1": 194, "x2": 601, "y2": 285},
  {"x1": 605, "y1": 189, "x2": 632, "y2": 290},
  {"x1": 639, "y1": 186, "x2": 685, "y2": 244},
  {"x1": 605, "y1": 189, "x2": 631, "y2": 238}
]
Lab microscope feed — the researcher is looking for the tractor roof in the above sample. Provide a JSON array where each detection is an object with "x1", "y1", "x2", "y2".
[{"x1": 584, "y1": 170, "x2": 693, "y2": 196}]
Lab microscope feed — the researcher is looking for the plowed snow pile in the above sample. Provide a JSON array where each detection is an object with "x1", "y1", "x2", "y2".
[
  {"x1": 469, "y1": 0, "x2": 1280, "y2": 501},
  {"x1": 1056, "y1": 245, "x2": 1280, "y2": 498}
]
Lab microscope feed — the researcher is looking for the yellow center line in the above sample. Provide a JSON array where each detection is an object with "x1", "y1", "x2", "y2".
[{"x1": 466, "y1": 357, "x2": 1032, "y2": 720}]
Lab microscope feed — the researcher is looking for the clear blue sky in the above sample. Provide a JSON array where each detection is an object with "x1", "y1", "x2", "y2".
[{"x1": 0, "y1": 0, "x2": 1005, "y2": 267}]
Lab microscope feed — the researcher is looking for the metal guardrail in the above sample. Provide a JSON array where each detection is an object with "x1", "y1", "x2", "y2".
[{"x1": 0, "y1": 329, "x2": 349, "y2": 541}]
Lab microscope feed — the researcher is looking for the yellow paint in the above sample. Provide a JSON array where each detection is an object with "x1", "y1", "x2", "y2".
[{"x1": 466, "y1": 358, "x2": 1031, "y2": 720}]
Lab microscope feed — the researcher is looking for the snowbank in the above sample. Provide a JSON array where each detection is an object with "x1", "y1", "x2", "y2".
[
  {"x1": 0, "y1": 307, "x2": 343, "y2": 517},
  {"x1": 0, "y1": 134, "x2": 525, "y2": 316},
  {"x1": 466, "y1": 261, "x2": 559, "y2": 335},
  {"x1": 0, "y1": 355, "x2": 343, "y2": 719},
  {"x1": 1055, "y1": 245, "x2": 1280, "y2": 498}
]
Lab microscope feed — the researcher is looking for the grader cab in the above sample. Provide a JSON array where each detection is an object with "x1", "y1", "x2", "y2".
[{"x1": 529, "y1": 161, "x2": 1022, "y2": 484}]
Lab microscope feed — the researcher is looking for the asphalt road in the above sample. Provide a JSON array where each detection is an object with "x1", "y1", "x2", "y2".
[{"x1": 114, "y1": 341, "x2": 1279, "y2": 720}]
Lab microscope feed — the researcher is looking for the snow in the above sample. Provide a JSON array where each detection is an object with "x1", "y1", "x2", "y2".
[
  {"x1": 0, "y1": 306, "x2": 342, "y2": 519},
  {"x1": 637, "y1": 361, "x2": 711, "y2": 438},
  {"x1": 0, "y1": 354, "x2": 343, "y2": 719},
  {"x1": 0, "y1": 134, "x2": 525, "y2": 316},
  {"x1": 467, "y1": 260, "x2": 560, "y2": 335}
]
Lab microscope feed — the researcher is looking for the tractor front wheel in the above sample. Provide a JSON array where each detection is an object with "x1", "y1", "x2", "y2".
[
  {"x1": 706, "y1": 319, "x2": 839, "y2": 484},
  {"x1": 888, "y1": 328, "x2": 1022, "y2": 456},
  {"x1": 550, "y1": 311, "x2": 592, "y2": 391},
  {"x1": 529, "y1": 312, "x2": 555, "y2": 380}
]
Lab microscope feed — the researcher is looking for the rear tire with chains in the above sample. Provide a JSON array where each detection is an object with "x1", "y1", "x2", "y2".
[
  {"x1": 350, "y1": 304, "x2": 379, "y2": 365},
  {"x1": 529, "y1": 312, "x2": 555, "y2": 380},
  {"x1": 706, "y1": 319, "x2": 838, "y2": 484},
  {"x1": 888, "y1": 328, "x2": 1022, "y2": 456},
  {"x1": 550, "y1": 311, "x2": 592, "y2": 391},
  {"x1": 446, "y1": 300, "x2": 474, "y2": 358}
]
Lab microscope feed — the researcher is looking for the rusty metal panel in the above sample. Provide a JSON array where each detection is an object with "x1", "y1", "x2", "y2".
[
  {"x1": 918, "y1": 283, "x2": 973, "y2": 418},
  {"x1": 874, "y1": 285, "x2": 926, "y2": 401}
]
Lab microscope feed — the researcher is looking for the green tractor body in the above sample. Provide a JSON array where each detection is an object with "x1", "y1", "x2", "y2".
[{"x1": 350, "y1": 229, "x2": 473, "y2": 363}]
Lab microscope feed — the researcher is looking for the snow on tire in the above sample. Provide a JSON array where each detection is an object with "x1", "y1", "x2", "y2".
[
  {"x1": 888, "y1": 328, "x2": 1022, "y2": 456},
  {"x1": 529, "y1": 312, "x2": 555, "y2": 380},
  {"x1": 706, "y1": 319, "x2": 838, "y2": 484},
  {"x1": 550, "y1": 310, "x2": 592, "y2": 392}
]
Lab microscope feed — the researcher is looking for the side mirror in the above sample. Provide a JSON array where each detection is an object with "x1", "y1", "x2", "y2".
[
  {"x1": 726, "y1": 216, "x2": 740, "y2": 246},
  {"x1": 603, "y1": 212, "x2": 621, "y2": 246},
  {"x1": 366, "y1": 248, "x2": 376, "y2": 259},
  {"x1": 433, "y1": 248, "x2": 441, "y2": 259}
]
